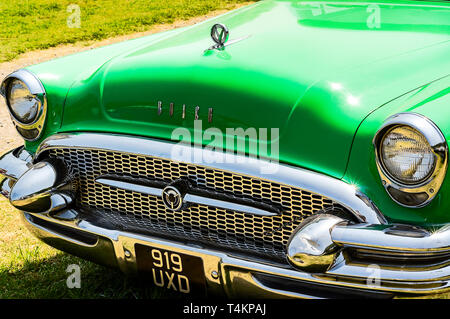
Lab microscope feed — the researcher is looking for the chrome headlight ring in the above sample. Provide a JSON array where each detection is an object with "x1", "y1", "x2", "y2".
[
  {"x1": 0, "y1": 69, "x2": 47, "y2": 141},
  {"x1": 373, "y1": 113, "x2": 448, "y2": 208}
]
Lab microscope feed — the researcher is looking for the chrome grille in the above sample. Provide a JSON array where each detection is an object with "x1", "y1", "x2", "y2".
[{"x1": 46, "y1": 148, "x2": 343, "y2": 260}]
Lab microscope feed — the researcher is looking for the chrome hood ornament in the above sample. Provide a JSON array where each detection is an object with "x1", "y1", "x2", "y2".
[
  {"x1": 210, "y1": 23, "x2": 230, "y2": 50},
  {"x1": 205, "y1": 23, "x2": 250, "y2": 52}
]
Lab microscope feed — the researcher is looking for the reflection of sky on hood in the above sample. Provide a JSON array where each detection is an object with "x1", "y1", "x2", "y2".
[{"x1": 290, "y1": 1, "x2": 450, "y2": 34}]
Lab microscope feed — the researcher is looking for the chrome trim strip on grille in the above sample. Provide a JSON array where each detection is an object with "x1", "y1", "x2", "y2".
[
  {"x1": 184, "y1": 193, "x2": 278, "y2": 217},
  {"x1": 97, "y1": 177, "x2": 280, "y2": 217},
  {"x1": 96, "y1": 178, "x2": 278, "y2": 216},
  {"x1": 36, "y1": 133, "x2": 387, "y2": 225},
  {"x1": 97, "y1": 178, "x2": 163, "y2": 197}
]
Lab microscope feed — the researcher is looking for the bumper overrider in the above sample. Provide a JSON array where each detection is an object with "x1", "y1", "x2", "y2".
[{"x1": 1, "y1": 134, "x2": 450, "y2": 299}]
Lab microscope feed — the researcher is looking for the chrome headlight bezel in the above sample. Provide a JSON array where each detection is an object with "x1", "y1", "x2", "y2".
[
  {"x1": 0, "y1": 69, "x2": 47, "y2": 141},
  {"x1": 373, "y1": 113, "x2": 448, "y2": 208}
]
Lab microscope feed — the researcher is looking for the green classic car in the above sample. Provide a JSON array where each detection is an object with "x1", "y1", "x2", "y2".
[{"x1": 1, "y1": 0, "x2": 450, "y2": 298}]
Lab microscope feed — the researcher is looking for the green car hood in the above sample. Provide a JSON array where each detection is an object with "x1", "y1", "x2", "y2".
[{"x1": 28, "y1": 0, "x2": 450, "y2": 179}]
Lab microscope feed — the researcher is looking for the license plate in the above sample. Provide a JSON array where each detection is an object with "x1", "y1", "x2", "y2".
[{"x1": 135, "y1": 244, "x2": 207, "y2": 295}]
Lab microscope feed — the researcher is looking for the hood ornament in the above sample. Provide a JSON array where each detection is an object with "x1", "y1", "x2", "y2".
[
  {"x1": 205, "y1": 23, "x2": 250, "y2": 53},
  {"x1": 209, "y1": 23, "x2": 229, "y2": 50}
]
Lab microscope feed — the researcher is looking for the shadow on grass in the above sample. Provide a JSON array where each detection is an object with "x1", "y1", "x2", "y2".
[{"x1": 0, "y1": 252, "x2": 186, "y2": 299}]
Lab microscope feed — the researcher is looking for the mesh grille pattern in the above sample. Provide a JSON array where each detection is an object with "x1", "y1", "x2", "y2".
[{"x1": 46, "y1": 148, "x2": 342, "y2": 260}]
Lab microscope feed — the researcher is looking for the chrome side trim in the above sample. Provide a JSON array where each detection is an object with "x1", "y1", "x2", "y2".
[
  {"x1": 373, "y1": 112, "x2": 448, "y2": 208},
  {"x1": 97, "y1": 177, "x2": 280, "y2": 217},
  {"x1": 36, "y1": 133, "x2": 387, "y2": 225},
  {"x1": 327, "y1": 254, "x2": 450, "y2": 282},
  {"x1": 332, "y1": 223, "x2": 450, "y2": 255}
]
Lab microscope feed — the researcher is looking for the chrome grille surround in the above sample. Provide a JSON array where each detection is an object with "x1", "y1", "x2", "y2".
[
  {"x1": 44, "y1": 147, "x2": 343, "y2": 260},
  {"x1": 35, "y1": 133, "x2": 387, "y2": 261}
]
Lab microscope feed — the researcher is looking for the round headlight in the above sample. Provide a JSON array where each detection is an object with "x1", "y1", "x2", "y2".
[
  {"x1": 374, "y1": 113, "x2": 448, "y2": 208},
  {"x1": 6, "y1": 79, "x2": 41, "y2": 124},
  {"x1": 380, "y1": 125, "x2": 436, "y2": 185},
  {"x1": 1, "y1": 69, "x2": 47, "y2": 141}
]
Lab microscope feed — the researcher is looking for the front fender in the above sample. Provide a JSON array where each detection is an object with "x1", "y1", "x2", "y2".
[{"x1": 344, "y1": 75, "x2": 450, "y2": 226}]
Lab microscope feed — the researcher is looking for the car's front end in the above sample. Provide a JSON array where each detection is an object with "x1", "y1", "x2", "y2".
[{"x1": 1, "y1": 0, "x2": 450, "y2": 298}]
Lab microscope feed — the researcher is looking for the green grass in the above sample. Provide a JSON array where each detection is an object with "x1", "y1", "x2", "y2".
[{"x1": 0, "y1": 0, "x2": 252, "y2": 62}]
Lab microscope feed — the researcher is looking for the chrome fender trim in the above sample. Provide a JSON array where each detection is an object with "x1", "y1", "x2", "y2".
[{"x1": 0, "y1": 147, "x2": 32, "y2": 181}]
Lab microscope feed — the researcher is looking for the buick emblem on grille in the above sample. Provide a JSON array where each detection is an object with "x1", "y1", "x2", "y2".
[{"x1": 162, "y1": 185, "x2": 184, "y2": 211}]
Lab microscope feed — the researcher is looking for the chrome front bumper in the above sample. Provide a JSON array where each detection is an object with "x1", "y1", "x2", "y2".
[{"x1": 1, "y1": 145, "x2": 450, "y2": 298}]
